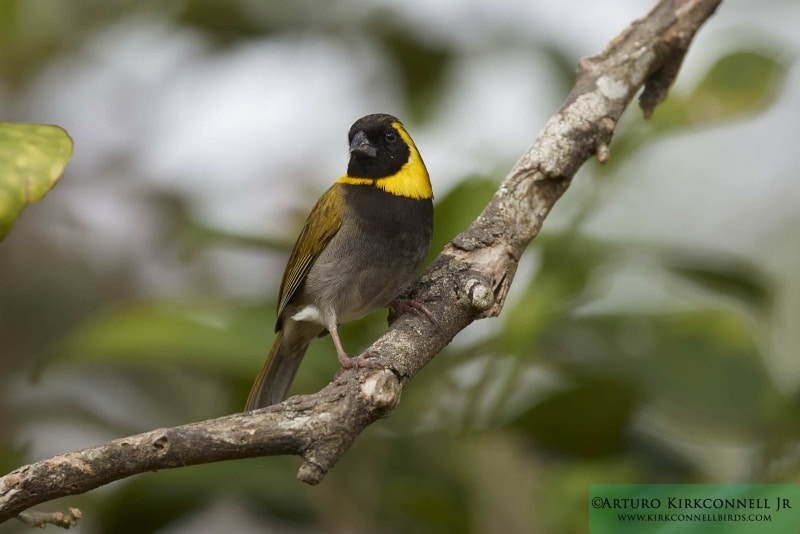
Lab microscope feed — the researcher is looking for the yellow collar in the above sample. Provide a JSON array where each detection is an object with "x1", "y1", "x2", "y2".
[{"x1": 336, "y1": 122, "x2": 433, "y2": 200}]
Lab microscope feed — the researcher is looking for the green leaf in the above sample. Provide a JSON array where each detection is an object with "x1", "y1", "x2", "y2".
[
  {"x1": 510, "y1": 379, "x2": 639, "y2": 458},
  {"x1": 685, "y1": 50, "x2": 785, "y2": 123},
  {"x1": 661, "y1": 249, "x2": 774, "y2": 315},
  {"x1": 636, "y1": 311, "x2": 782, "y2": 437},
  {"x1": 48, "y1": 300, "x2": 272, "y2": 378},
  {"x1": 541, "y1": 310, "x2": 784, "y2": 440},
  {"x1": 647, "y1": 50, "x2": 785, "y2": 131},
  {"x1": 48, "y1": 298, "x2": 395, "y2": 401},
  {"x1": 0, "y1": 122, "x2": 73, "y2": 240}
]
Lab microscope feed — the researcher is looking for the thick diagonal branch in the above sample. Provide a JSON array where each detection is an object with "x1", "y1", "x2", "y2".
[{"x1": 0, "y1": 0, "x2": 722, "y2": 524}]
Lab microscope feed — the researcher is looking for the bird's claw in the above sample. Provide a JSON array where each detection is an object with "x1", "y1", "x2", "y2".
[{"x1": 388, "y1": 298, "x2": 440, "y2": 330}]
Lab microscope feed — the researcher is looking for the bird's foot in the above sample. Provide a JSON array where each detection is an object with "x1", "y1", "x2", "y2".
[
  {"x1": 388, "y1": 298, "x2": 440, "y2": 329},
  {"x1": 338, "y1": 349, "x2": 382, "y2": 370}
]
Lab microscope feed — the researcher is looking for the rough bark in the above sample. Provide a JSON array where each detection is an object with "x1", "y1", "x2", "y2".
[{"x1": 0, "y1": 0, "x2": 723, "y2": 524}]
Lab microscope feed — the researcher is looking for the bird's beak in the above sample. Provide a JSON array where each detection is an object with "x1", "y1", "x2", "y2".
[{"x1": 349, "y1": 131, "x2": 377, "y2": 158}]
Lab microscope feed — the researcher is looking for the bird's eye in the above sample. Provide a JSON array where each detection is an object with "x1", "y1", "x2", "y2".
[{"x1": 384, "y1": 129, "x2": 398, "y2": 143}]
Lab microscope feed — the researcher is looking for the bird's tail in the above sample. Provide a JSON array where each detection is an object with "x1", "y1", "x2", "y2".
[{"x1": 244, "y1": 330, "x2": 311, "y2": 410}]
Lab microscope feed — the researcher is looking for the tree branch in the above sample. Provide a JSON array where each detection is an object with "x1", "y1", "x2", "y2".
[{"x1": 0, "y1": 0, "x2": 722, "y2": 525}]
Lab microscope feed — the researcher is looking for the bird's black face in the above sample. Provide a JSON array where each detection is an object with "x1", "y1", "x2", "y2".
[{"x1": 346, "y1": 114, "x2": 410, "y2": 179}]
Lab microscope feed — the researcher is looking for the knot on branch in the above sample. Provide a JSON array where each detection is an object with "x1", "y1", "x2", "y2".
[
  {"x1": 17, "y1": 508, "x2": 82, "y2": 529},
  {"x1": 360, "y1": 370, "x2": 401, "y2": 416},
  {"x1": 463, "y1": 276, "x2": 495, "y2": 313},
  {"x1": 297, "y1": 460, "x2": 325, "y2": 485},
  {"x1": 596, "y1": 116, "x2": 616, "y2": 164},
  {"x1": 152, "y1": 434, "x2": 170, "y2": 453}
]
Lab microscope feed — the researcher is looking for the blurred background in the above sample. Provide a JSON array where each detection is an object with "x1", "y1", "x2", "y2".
[{"x1": 1, "y1": 0, "x2": 799, "y2": 532}]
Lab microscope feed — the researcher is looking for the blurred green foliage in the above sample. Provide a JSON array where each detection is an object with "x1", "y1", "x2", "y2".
[
  {"x1": 652, "y1": 50, "x2": 783, "y2": 127},
  {"x1": 604, "y1": 49, "x2": 787, "y2": 163},
  {"x1": 0, "y1": 2, "x2": 797, "y2": 534}
]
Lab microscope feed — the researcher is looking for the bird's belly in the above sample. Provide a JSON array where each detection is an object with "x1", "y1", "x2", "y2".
[
  {"x1": 302, "y1": 230, "x2": 427, "y2": 323},
  {"x1": 307, "y1": 253, "x2": 419, "y2": 322}
]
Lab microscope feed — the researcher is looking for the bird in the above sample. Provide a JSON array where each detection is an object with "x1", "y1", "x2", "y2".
[{"x1": 245, "y1": 113, "x2": 434, "y2": 410}]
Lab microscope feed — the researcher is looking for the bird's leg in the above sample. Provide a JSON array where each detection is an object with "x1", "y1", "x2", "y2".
[
  {"x1": 329, "y1": 323, "x2": 380, "y2": 370},
  {"x1": 327, "y1": 323, "x2": 352, "y2": 368},
  {"x1": 388, "y1": 298, "x2": 440, "y2": 329}
]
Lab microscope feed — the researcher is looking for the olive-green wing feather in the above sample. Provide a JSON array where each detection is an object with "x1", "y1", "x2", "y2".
[{"x1": 277, "y1": 183, "x2": 344, "y2": 318}]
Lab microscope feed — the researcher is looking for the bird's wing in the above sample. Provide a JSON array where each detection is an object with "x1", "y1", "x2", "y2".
[{"x1": 276, "y1": 183, "x2": 344, "y2": 319}]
